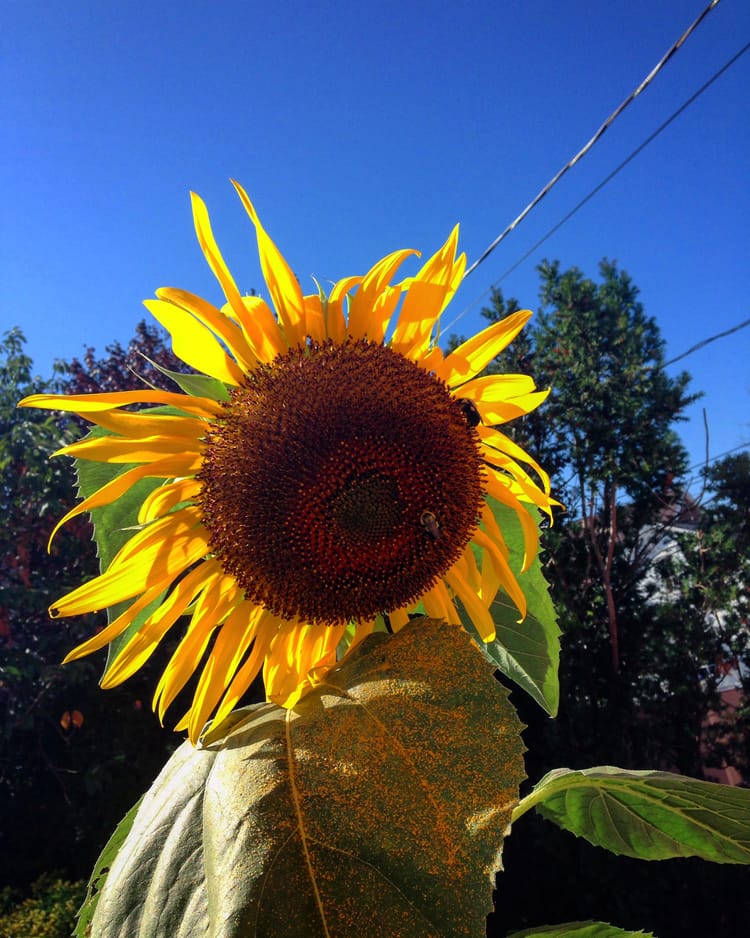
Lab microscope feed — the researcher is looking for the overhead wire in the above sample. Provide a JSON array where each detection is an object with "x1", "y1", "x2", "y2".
[
  {"x1": 462, "y1": 0, "x2": 722, "y2": 282},
  {"x1": 664, "y1": 317, "x2": 750, "y2": 367},
  {"x1": 444, "y1": 29, "x2": 748, "y2": 339},
  {"x1": 456, "y1": 38, "x2": 750, "y2": 320},
  {"x1": 688, "y1": 442, "x2": 750, "y2": 473}
]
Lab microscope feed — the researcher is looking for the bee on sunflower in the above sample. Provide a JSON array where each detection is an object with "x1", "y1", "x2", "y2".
[{"x1": 20, "y1": 181, "x2": 554, "y2": 743}]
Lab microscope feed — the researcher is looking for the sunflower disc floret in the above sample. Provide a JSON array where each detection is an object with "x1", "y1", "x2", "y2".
[{"x1": 199, "y1": 338, "x2": 485, "y2": 625}]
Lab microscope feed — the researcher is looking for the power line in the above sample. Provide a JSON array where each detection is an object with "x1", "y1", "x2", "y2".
[
  {"x1": 688, "y1": 441, "x2": 750, "y2": 473},
  {"x1": 445, "y1": 36, "x2": 749, "y2": 334},
  {"x1": 664, "y1": 317, "x2": 750, "y2": 367},
  {"x1": 462, "y1": 0, "x2": 722, "y2": 282},
  {"x1": 492, "y1": 41, "x2": 750, "y2": 293}
]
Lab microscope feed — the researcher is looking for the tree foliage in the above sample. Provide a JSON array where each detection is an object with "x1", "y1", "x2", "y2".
[
  {"x1": 654, "y1": 452, "x2": 750, "y2": 779},
  {"x1": 478, "y1": 261, "x2": 707, "y2": 770},
  {"x1": 0, "y1": 326, "x2": 180, "y2": 887},
  {"x1": 473, "y1": 262, "x2": 750, "y2": 937},
  {"x1": 63, "y1": 319, "x2": 193, "y2": 396}
]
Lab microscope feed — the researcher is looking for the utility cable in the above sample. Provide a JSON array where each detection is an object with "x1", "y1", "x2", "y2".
[
  {"x1": 664, "y1": 317, "x2": 750, "y2": 367},
  {"x1": 462, "y1": 0, "x2": 721, "y2": 281},
  {"x1": 491, "y1": 40, "x2": 750, "y2": 293},
  {"x1": 444, "y1": 36, "x2": 749, "y2": 334}
]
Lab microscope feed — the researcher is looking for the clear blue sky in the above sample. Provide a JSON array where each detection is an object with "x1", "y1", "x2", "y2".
[{"x1": 2, "y1": 0, "x2": 748, "y2": 484}]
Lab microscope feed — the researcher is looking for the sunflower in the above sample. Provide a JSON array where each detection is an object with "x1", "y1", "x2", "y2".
[{"x1": 20, "y1": 181, "x2": 553, "y2": 743}]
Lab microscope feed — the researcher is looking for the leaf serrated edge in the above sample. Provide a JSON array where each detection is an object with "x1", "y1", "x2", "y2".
[{"x1": 512, "y1": 767, "x2": 750, "y2": 863}]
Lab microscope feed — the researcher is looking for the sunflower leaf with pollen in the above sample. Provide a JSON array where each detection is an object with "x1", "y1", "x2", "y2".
[
  {"x1": 88, "y1": 619, "x2": 526, "y2": 938},
  {"x1": 463, "y1": 499, "x2": 560, "y2": 716}
]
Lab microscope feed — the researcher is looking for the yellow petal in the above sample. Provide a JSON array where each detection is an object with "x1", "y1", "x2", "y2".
[
  {"x1": 479, "y1": 425, "x2": 551, "y2": 494},
  {"x1": 190, "y1": 191, "x2": 262, "y2": 330},
  {"x1": 264, "y1": 621, "x2": 343, "y2": 708},
  {"x1": 19, "y1": 390, "x2": 222, "y2": 418},
  {"x1": 206, "y1": 612, "x2": 280, "y2": 733},
  {"x1": 51, "y1": 511, "x2": 206, "y2": 617},
  {"x1": 54, "y1": 434, "x2": 204, "y2": 465},
  {"x1": 388, "y1": 606, "x2": 411, "y2": 631},
  {"x1": 221, "y1": 296, "x2": 287, "y2": 364},
  {"x1": 155, "y1": 287, "x2": 257, "y2": 373},
  {"x1": 303, "y1": 293, "x2": 326, "y2": 344},
  {"x1": 444, "y1": 562, "x2": 497, "y2": 642},
  {"x1": 62, "y1": 580, "x2": 175, "y2": 664},
  {"x1": 71, "y1": 407, "x2": 207, "y2": 441},
  {"x1": 412, "y1": 223, "x2": 463, "y2": 294},
  {"x1": 455, "y1": 375, "x2": 549, "y2": 425},
  {"x1": 389, "y1": 280, "x2": 447, "y2": 360},
  {"x1": 152, "y1": 574, "x2": 240, "y2": 720},
  {"x1": 481, "y1": 482, "x2": 539, "y2": 573},
  {"x1": 390, "y1": 225, "x2": 465, "y2": 359},
  {"x1": 421, "y1": 580, "x2": 461, "y2": 625},
  {"x1": 48, "y1": 456, "x2": 195, "y2": 550},
  {"x1": 347, "y1": 248, "x2": 416, "y2": 339},
  {"x1": 105, "y1": 559, "x2": 223, "y2": 688},
  {"x1": 347, "y1": 617, "x2": 378, "y2": 651},
  {"x1": 231, "y1": 181, "x2": 306, "y2": 347},
  {"x1": 137, "y1": 477, "x2": 202, "y2": 525},
  {"x1": 144, "y1": 299, "x2": 245, "y2": 386},
  {"x1": 108, "y1": 506, "x2": 203, "y2": 570},
  {"x1": 443, "y1": 310, "x2": 533, "y2": 388},
  {"x1": 458, "y1": 373, "x2": 538, "y2": 400},
  {"x1": 185, "y1": 602, "x2": 267, "y2": 740},
  {"x1": 472, "y1": 526, "x2": 526, "y2": 617},
  {"x1": 327, "y1": 275, "x2": 360, "y2": 343}
]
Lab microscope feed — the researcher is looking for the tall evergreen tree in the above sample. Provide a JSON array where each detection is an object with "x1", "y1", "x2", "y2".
[
  {"x1": 480, "y1": 260, "x2": 704, "y2": 770},
  {"x1": 479, "y1": 263, "x2": 750, "y2": 938}
]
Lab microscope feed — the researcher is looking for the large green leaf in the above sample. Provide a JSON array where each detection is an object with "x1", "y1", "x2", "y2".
[
  {"x1": 514, "y1": 766, "x2": 750, "y2": 863},
  {"x1": 89, "y1": 619, "x2": 526, "y2": 937},
  {"x1": 463, "y1": 499, "x2": 560, "y2": 716},
  {"x1": 506, "y1": 923, "x2": 654, "y2": 937},
  {"x1": 74, "y1": 796, "x2": 143, "y2": 938}
]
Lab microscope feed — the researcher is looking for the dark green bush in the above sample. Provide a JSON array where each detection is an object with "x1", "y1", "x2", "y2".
[{"x1": 0, "y1": 875, "x2": 85, "y2": 938}]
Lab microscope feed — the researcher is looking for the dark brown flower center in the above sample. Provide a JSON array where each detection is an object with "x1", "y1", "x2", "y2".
[{"x1": 198, "y1": 339, "x2": 484, "y2": 625}]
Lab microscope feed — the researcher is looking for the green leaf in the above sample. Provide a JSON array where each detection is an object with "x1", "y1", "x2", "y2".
[
  {"x1": 139, "y1": 352, "x2": 230, "y2": 401},
  {"x1": 463, "y1": 498, "x2": 560, "y2": 716},
  {"x1": 74, "y1": 796, "x2": 143, "y2": 938},
  {"x1": 515, "y1": 766, "x2": 750, "y2": 863},
  {"x1": 506, "y1": 922, "x2": 654, "y2": 937},
  {"x1": 90, "y1": 619, "x2": 526, "y2": 937}
]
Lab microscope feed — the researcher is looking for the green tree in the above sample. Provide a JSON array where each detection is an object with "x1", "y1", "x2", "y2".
[
  {"x1": 654, "y1": 452, "x2": 750, "y2": 779},
  {"x1": 476, "y1": 264, "x2": 750, "y2": 937},
  {"x1": 0, "y1": 328, "x2": 178, "y2": 888},
  {"x1": 480, "y1": 260, "x2": 705, "y2": 770}
]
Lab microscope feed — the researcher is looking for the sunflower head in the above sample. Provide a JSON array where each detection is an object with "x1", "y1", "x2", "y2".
[{"x1": 19, "y1": 181, "x2": 554, "y2": 743}]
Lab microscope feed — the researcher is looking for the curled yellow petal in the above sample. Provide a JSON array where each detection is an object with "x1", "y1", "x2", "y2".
[
  {"x1": 19, "y1": 390, "x2": 222, "y2": 418},
  {"x1": 443, "y1": 310, "x2": 533, "y2": 388},
  {"x1": 231, "y1": 180, "x2": 306, "y2": 346},
  {"x1": 144, "y1": 299, "x2": 245, "y2": 386}
]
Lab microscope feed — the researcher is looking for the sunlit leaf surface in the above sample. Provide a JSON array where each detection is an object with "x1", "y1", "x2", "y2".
[
  {"x1": 519, "y1": 766, "x2": 750, "y2": 863},
  {"x1": 464, "y1": 499, "x2": 559, "y2": 715},
  {"x1": 506, "y1": 922, "x2": 654, "y2": 937},
  {"x1": 89, "y1": 620, "x2": 526, "y2": 937}
]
